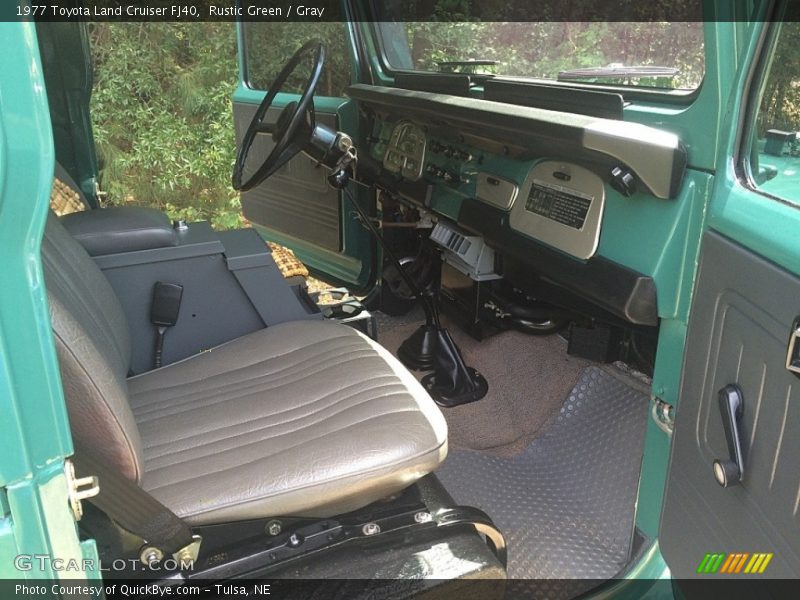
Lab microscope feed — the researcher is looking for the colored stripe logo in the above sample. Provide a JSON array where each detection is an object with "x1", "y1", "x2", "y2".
[{"x1": 697, "y1": 552, "x2": 773, "y2": 574}]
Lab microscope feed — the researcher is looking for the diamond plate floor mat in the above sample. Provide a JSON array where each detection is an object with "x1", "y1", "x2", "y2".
[{"x1": 436, "y1": 365, "x2": 650, "y2": 583}]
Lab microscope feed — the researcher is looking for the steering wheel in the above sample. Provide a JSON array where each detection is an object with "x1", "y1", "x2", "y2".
[{"x1": 232, "y1": 41, "x2": 325, "y2": 192}]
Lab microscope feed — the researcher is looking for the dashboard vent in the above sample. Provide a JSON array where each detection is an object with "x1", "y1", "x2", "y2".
[
  {"x1": 434, "y1": 227, "x2": 473, "y2": 256},
  {"x1": 430, "y1": 221, "x2": 499, "y2": 281}
]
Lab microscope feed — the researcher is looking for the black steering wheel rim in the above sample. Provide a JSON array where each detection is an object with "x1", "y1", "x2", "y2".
[{"x1": 232, "y1": 40, "x2": 325, "y2": 192}]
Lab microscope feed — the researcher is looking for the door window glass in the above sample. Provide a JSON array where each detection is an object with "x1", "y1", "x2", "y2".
[
  {"x1": 243, "y1": 23, "x2": 351, "y2": 97},
  {"x1": 748, "y1": 11, "x2": 800, "y2": 204}
]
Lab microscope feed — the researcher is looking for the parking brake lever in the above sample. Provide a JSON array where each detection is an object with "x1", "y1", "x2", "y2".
[{"x1": 712, "y1": 384, "x2": 745, "y2": 488}]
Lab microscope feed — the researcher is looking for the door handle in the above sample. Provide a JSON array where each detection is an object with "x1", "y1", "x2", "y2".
[
  {"x1": 712, "y1": 384, "x2": 745, "y2": 488},
  {"x1": 786, "y1": 317, "x2": 800, "y2": 376}
]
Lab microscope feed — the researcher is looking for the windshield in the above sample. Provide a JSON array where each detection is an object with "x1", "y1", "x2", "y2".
[{"x1": 377, "y1": 22, "x2": 705, "y2": 91}]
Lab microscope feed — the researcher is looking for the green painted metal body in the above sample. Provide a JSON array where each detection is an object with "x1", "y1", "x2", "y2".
[
  {"x1": 0, "y1": 1, "x2": 794, "y2": 592},
  {"x1": 757, "y1": 150, "x2": 800, "y2": 203},
  {"x1": 0, "y1": 21, "x2": 98, "y2": 581}
]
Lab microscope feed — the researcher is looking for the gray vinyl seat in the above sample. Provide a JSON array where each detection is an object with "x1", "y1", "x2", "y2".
[{"x1": 42, "y1": 211, "x2": 447, "y2": 525}]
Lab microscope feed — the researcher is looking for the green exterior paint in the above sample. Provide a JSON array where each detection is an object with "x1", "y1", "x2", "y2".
[
  {"x1": 706, "y1": 16, "x2": 800, "y2": 276},
  {"x1": 0, "y1": 2, "x2": 790, "y2": 593},
  {"x1": 0, "y1": 21, "x2": 97, "y2": 581},
  {"x1": 589, "y1": 543, "x2": 673, "y2": 599},
  {"x1": 757, "y1": 149, "x2": 800, "y2": 204},
  {"x1": 703, "y1": 16, "x2": 800, "y2": 277},
  {"x1": 711, "y1": 160, "x2": 800, "y2": 278},
  {"x1": 633, "y1": 418, "x2": 673, "y2": 540}
]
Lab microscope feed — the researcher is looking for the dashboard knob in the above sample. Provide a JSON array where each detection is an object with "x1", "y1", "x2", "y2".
[{"x1": 610, "y1": 166, "x2": 637, "y2": 197}]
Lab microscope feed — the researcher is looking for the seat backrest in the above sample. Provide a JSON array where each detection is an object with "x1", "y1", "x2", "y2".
[{"x1": 42, "y1": 211, "x2": 143, "y2": 482}]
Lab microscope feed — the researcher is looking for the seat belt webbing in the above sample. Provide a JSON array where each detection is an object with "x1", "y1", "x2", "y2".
[{"x1": 73, "y1": 446, "x2": 196, "y2": 559}]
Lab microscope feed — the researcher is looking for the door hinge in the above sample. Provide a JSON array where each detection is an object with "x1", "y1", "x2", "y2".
[
  {"x1": 64, "y1": 459, "x2": 99, "y2": 521},
  {"x1": 94, "y1": 179, "x2": 107, "y2": 204}
]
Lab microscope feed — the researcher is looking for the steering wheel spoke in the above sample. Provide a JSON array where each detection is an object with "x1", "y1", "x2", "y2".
[
  {"x1": 232, "y1": 40, "x2": 325, "y2": 192},
  {"x1": 272, "y1": 142, "x2": 303, "y2": 175},
  {"x1": 256, "y1": 121, "x2": 275, "y2": 135}
]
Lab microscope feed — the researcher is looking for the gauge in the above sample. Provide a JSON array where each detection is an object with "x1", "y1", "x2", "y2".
[{"x1": 383, "y1": 121, "x2": 426, "y2": 181}]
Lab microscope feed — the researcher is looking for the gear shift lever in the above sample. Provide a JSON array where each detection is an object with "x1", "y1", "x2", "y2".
[
  {"x1": 333, "y1": 170, "x2": 487, "y2": 407},
  {"x1": 414, "y1": 248, "x2": 488, "y2": 407}
]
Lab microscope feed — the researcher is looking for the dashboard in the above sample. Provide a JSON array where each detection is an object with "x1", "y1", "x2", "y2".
[
  {"x1": 349, "y1": 83, "x2": 690, "y2": 326},
  {"x1": 380, "y1": 122, "x2": 607, "y2": 260}
]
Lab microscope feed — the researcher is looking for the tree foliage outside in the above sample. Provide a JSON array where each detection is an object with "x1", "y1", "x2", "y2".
[
  {"x1": 90, "y1": 23, "x2": 242, "y2": 228},
  {"x1": 757, "y1": 21, "x2": 800, "y2": 137},
  {"x1": 90, "y1": 22, "x2": 353, "y2": 229}
]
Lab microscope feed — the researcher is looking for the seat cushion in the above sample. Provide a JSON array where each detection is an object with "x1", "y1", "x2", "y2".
[{"x1": 127, "y1": 320, "x2": 447, "y2": 525}]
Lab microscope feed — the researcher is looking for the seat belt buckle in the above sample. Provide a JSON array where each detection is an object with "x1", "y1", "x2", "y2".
[
  {"x1": 151, "y1": 282, "x2": 183, "y2": 328},
  {"x1": 150, "y1": 282, "x2": 183, "y2": 369}
]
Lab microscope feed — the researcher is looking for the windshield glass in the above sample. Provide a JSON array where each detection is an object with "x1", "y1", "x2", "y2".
[{"x1": 378, "y1": 22, "x2": 705, "y2": 91}]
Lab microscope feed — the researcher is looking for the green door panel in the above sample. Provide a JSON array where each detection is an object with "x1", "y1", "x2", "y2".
[
  {"x1": 661, "y1": 4, "x2": 800, "y2": 580},
  {"x1": 710, "y1": 174, "x2": 800, "y2": 275},
  {"x1": 0, "y1": 21, "x2": 98, "y2": 580}
]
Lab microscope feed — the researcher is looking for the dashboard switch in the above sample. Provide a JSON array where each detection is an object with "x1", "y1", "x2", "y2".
[
  {"x1": 610, "y1": 166, "x2": 637, "y2": 197},
  {"x1": 456, "y1": 150, "x2": 473, "y2": 162}
]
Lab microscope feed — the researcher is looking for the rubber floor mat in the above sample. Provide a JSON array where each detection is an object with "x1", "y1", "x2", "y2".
[{"x1": 436, "y1": 365, "x2": 650, "y2": 583}]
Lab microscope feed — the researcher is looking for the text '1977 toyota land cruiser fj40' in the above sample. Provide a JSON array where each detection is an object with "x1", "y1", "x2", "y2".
[{"x1": 0, "y1": 1, "x2": 798, "y2": 599}]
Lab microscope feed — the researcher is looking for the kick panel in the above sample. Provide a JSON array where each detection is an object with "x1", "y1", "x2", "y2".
[{"x1": 510, "y1": 161, "x2": 605, "y2": 259}]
